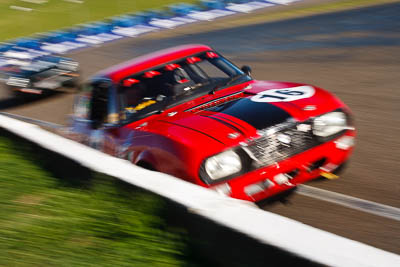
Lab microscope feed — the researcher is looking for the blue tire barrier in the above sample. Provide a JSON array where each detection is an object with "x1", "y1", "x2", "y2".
[
  {"x1": 76, "y1": 24, "x2": 106, "y2": 36},
  {"x1": 14, "y1": 38, "x2": 41, "y2": 50},
  {"x1": 200, "y1": 0, "x2": 226, "y2": 10},
  {"x1": 146, "y1": 9, "x2": 173, "y2": 19},
  {"x1": 110, "y1": 15, "x2": 141, "y2": 28},
  {"x1": 57, "y1": 30, "x2": 80, "y2": 42},
  {"x1": 0, "y1": 43, "x2": 14, "y2": 52},
  {"x1": 90, "y1": 22, "x2": 114, "y2": 34},
  {"x1": 77, "y1": 24, "x2": 103, "y2": 36},
  {"x1": 57, "y1": 30, "x2": 78, "y2": 42},
  {"x1": 168, "y1": 3, "x2": 200, "y2": 16},
  {"x1": 133, "y1": 11, "x2": 158, "y2": 24},
  {"x1": 38, "y1": 31, "x2": 69, "y2": 44}
]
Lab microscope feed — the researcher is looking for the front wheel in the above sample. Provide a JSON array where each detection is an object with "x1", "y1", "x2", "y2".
[{"x1": 8, "y1": 84, "x2": 41, "y2": 99}]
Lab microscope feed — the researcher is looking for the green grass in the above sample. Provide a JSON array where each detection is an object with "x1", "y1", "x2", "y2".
[
  {"x1": 0, "y1": 131, "x2": 192, "y2": 266},
  {"x1": 0, "y1": 0, "x2": 198, "y2": 41}
]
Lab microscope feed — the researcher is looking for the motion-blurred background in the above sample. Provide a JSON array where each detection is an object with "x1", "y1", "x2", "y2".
[{"x1": 0, "y1": 0, "x2": 399, "y2": 265}]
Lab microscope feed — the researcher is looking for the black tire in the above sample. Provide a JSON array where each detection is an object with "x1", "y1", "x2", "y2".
[
  {"x1": 333, "y1": 161, "x2": 348, "y2": 175},
  {"x1": 8, "y1": 85, "x2": 34, "y2": 99},
  {"x1": 136, "y1": 161, "x2": 156, "y2": 171},
  {"x1": 61, "y1": 76, "x2": 80, "y2": 93},
  {"x1": 62, "y1": 77, "x2": 79, "y2": 88}
]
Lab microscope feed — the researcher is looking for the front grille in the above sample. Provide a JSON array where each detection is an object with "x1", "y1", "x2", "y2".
[{"x1": 243, "y1": 120, "x2": 320, "y2": 169}]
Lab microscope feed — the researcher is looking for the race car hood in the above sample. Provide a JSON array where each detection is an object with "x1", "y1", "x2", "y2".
[
  {"x1": 243, "y1": 80, "x2": 346, "y2": 121},
  {"x1": 0, "y1": 55, "x2": 74, "y2": 77},
  {"x1": 157, "y1": 111, "x2": 255, "y2": 147},
  {"x1": 158, "y1": 80, "x2": 346, "y2": 145}
]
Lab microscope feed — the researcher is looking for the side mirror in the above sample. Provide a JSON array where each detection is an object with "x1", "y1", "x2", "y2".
[{"x1": 241, "y1": 65, "x2": 252, "y2": 77}]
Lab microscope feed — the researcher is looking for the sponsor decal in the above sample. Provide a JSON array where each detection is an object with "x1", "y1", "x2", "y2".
[{"x1": 251, "y1": 85, "x2": 315, "y2": 103}]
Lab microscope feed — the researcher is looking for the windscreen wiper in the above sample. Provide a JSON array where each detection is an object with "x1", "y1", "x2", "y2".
[{"x1": 209, "y1": 74, "x2": 243, "y2": 95}]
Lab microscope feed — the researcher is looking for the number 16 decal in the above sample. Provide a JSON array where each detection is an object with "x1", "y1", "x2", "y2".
[{"x1": 251, "y1": 85, "x2": 315, "y2": 103}]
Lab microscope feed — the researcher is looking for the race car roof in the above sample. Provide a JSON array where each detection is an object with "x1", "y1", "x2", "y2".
[{"x1": 98, "y1": 44, "x2": 213, "y2": 83}]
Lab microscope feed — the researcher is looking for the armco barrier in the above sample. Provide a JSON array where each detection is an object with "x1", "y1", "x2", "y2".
[{"x1": 1, "y1": 114, "x2": 399, "y2": 266}]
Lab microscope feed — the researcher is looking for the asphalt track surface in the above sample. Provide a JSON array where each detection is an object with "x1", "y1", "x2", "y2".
[{"x1": 1, "y1": 1, "x2": 400, "y2": 254}]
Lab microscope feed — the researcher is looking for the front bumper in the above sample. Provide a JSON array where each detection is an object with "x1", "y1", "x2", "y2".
[{"x1": 213, "y1": 130, "x2": 355, "y2": 202}]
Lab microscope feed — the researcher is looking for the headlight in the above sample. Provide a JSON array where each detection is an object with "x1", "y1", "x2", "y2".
[
  {"x1": 204, "y1": 150, "x2": 242, "y2": 181},
  {"x1": 313, "y1": 111, "x2": 348, "y2": 137},
  {"x1": 6, "y1": 77, "x2": 30, "y2": 87}
]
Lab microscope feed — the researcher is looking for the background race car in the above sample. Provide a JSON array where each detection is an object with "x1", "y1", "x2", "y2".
[{"x1": 0, "y1": 47, "x2": 79, "y2": 96}]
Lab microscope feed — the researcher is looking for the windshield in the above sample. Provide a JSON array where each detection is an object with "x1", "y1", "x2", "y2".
[{"x1": 118, "y1": 51, "x2": 249, "y2": 122}]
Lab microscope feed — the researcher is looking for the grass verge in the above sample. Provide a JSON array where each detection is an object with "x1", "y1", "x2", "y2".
[{"x1": 0, "y1": 130, "x2": 192, "y2": 266}]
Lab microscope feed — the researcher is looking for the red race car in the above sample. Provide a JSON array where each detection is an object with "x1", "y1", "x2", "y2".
[{"x1": 69, "y1": 44, "x2": 355, "y2": 202}]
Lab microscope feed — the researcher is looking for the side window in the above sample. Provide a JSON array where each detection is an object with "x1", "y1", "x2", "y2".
[
  {"x1": 89, "y1": 81, "x2": 111, "y2": 129},
  {"x1": 119, "y1": 81, "x2": 148, "y2": 113},
  {"x1": 74, "y1": 94, "x2": 91, "y2": 119}
]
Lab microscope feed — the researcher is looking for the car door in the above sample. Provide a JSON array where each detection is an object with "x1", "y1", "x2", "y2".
[{"x1": 71, "y1": 79, "x2": 121, "y2": 155}]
